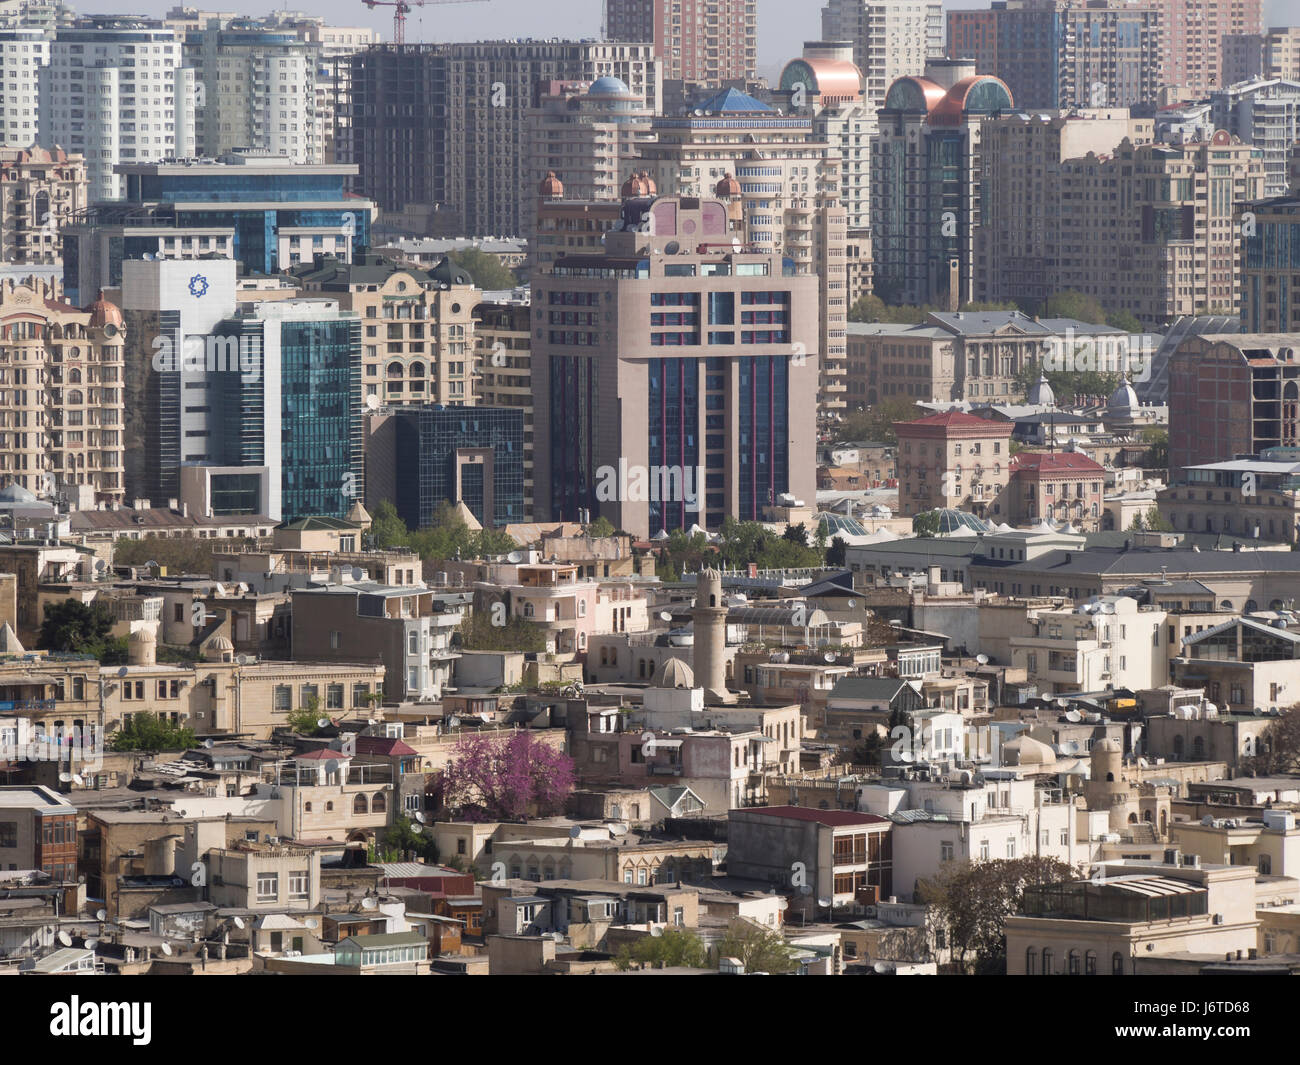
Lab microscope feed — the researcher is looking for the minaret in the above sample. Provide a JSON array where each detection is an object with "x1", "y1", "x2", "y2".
[{"x1": 692, "y1": 567, "x2": 732, "y2": 702}]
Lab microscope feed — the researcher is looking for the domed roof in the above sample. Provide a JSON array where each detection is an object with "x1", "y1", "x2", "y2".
[
  {"x1": 429, "y1": 256, "x2": 473, "y2": 286},
  {"x1": 700, "y1": 566, "x2": 721, "y2": 581},
  {"x1": 917, "y1": 508, "x2": 991, "y2": 536},
  {"x1": 1027, "y1": 372, "x2": 1055, "y2": 407},
  {"x1": 207, "y1": 634, "x2": 234, "y2": 652},
  {"x1": 129, "y1": 627, "x2": 157, "y2": 643},
  {"x1": 86, "y1": 290, "x2": 124, "y2": 330},
  {"x1": 715, "y1": 173, "x2": 741, "y2": 197},
  {"x1": 655, "y1": 657, "x2": 695, "y2": 689},
  {"x1": 589, "y1": 75, "x2": 632, "y2": 97},
  {"x1": 539, "y1": 170, "x2": 564, "y2": 198},
  {"x1": 1004, "y1": 734, "x2": 1054, "y2": 765},
  {"x1": 1107, "y1": 375, "x2": 1138, "y2": 413},
  {"x1": 1093, "y1": 737, "x2": 1122, "y2": 754}
]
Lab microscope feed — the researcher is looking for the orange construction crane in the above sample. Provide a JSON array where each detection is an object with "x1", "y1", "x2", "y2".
[{"x1": 363, "y1": 0, "x2": 489, "y2": 46}]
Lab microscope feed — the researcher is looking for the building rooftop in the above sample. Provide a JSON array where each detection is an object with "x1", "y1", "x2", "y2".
[{"x1": 736, "y1": 806, "x2": 889, "y2": 828}]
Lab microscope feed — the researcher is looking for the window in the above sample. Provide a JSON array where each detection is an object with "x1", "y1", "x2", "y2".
[
  {"x1": 940, "y1": 840, "x2": 954, "y2": 862},
  {"x1": 1068, "y1": 949, "x2": 1081, "y2": 975},
  {"x1": 979, "y1": 840, "x2": 990, "y2": 860},
  {"x1": 1112, "y1": 951, "x2": 1125, "y2": 975},
  {"x1": 273, "y1": 685, "x2": 292, "y2": 711},
  {"x1": 0, "y1": 821, "x2": 15, "y2": 848},
  {"x1": 637, "y1": 868, "x2": 648, "y2": 885},
  {"x1": 327, "y1": 684, "x2": 344, "y2": 710},
  {"x1": 1026, "y1": 947, "x2": 1038, "y2": 975},
  {"x1": 352, "y1": 684, "x2": 369, "y2": 708},
  {"x1": 1085, "y1": 950, "x2": 1097, "y2": 975},
  {"x1": 353, "y1": 794, "x2": 368, "y2": 814},
  {"x1": 256, "y1": 873, "x2": 278, "y2": 901},
  {"x1": 1041, "y1": 948, "x2": 1053, "y2": 975},
  {"x1": 288, "y1": 870, "x2": 309, "y2": 900}
]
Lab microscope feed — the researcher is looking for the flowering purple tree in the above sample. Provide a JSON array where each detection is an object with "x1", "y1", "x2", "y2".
[{"x1": 440, "y1": 730, "x2": 575, "y2": 821}]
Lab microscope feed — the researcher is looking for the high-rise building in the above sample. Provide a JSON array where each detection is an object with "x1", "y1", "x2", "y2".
[
  {"x1": 1161, "y1": 0, "x2": 1262, "y2": 97},
  {"x1": 524, "y1": 77, "x2": 655, "y2": 246},
  {"x1": 0, "y1": 28, "x2": 47, "y2": 147},
  {"x1": 474, "y1": 293, "x2": 535, "y2": 516},
  {"x1": 0, "y1": 278, "x2": 124, "y2": 501},
  {"x1": 0, "y1": 145, "x2": 86, "y2": 264},
  {"x1": 1240, "y1": 193, "x2": 1300, "y2": 333},
  {"x1": 639, "y1": 87, "x2": 848, "y2": 416},
  {"x1": 976, "y1": 124, "x2": 1265, "y2": 324},
  {"x1": 821, "y1": 0, "x2": 943, "y2": 109},
  {"x1": 347, "y1": 42, "x2": 660, "y2": 239},
  {"x1": 532, "y1": 194, "x2": 820, "y2": 538},
  {"x1": 946, "y1": 0, "x2": 1164, "y2": 110},
  {"x1": 1210, "y1": 78, "x2": 1300, "y2": 196},
  {"x1": 871, "y1": 59, "x2": 1013, "y2": 309},
  {"x1": 604, "y1": 0, "x2": 756, "y2": 85},
  {"x1": 289, "y1": 252, "x2": 479, "y2": 411},
  {"x1": 186, "y1": 20, "x2": 318, "y2": 163},
  {"x1": 367, "y1": 405, "x2": 525, "y2": 530},
  {"x1": 38, "y1": 17, "x2": 196, "y2": 201},
  {"x1": 1262, "y1": 27, "x2": 1300, "y2": 82},
  {"x1": 975, "y1": 109, "x2": 1155, "y2": 309},
  {"x1": 61, "y1": 153, "x2": 372, "y2": 305}
]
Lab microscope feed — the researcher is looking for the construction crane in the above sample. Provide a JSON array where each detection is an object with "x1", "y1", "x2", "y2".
[{"x1": 363, "y1": 0, "x2": 488, "y2": 46}]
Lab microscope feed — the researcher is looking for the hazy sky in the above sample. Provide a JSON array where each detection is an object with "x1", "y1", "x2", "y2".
[{"x1": 119, "y1": 0, "x2": 1295, "y2": 77}]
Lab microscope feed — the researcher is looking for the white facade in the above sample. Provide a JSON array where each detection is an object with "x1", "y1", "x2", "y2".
[
  {"x1": 0, "y1": 28, "x2": 47, "y2": 147},
  {"x1": 39, "y1": 24, "x2": 195, "y2": 200}
]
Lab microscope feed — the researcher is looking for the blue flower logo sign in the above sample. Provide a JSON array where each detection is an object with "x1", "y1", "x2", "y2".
[{"x1": 188, "y1": 274, "x2": 209, "y2": 298}]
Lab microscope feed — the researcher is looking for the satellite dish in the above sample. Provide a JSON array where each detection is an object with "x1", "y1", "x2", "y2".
[
  {"x1": 817, "y1": 897, "x2": 832, "y2": 909},
  {"x1": 236, "y1": 654, "x2": 248, "y2": 665},
  {"x1": 976, "y1": 654, "x2": 989, "y2": 665},
  {"x1": 59, "y1": 771, "x2": 73, "y2": 782},
  {"x1": 846, "y1": 600, "x2": 856, "y2": 609},
  {"x1": 203, "y1": 739, "x2": 215, "y2": 749},
  {"x1": 57, "y1": 931, "x2": 72, "y2": 946},
  {"x1": 304, "y1": 917, "x2": 319, "y2": 929},
  {"x1": 569, "y1": 825, "x2": 582, "y2": 839},
  {"x1": 410, "y1": 823, "x2": 421, "y2": 833},
  {"x1": 316, "y1": 718, "x2": 330, "y2": 729},
  {"x1": 365, "y1": 394, "x2": 380, "y2": 410},
  {"x1": 874, "y1": 961, "x2": 890, "y2": 974},
  {"x1": 324, "y1": 759, "x2": 340, "y2": 774},
  {"x1": 351, "y1": 567, "x2": 365, "y2": 582},
  {"x1": 897, "y1": 749, "x2": 914, "y2": 763},
  {"x1": 413, "y1": 811, "x2": 427, "y2": 824},
  {"x1": 96, "y1": 909, "x2": 107, "y2": 922},
  {"x1": 117, "y1": 666, "x2": 129, "y2": 678},
  {"x1": 85, "y1": 938, "x2": 99, "y2": 950},
  {"x1": 72, "y1": 775, "x2": 84, "y2": 787},
  {"x1": 659, "y1": 610, "x2": 673, "y2": 622},
  {"x1": 232, "y1": 916, "x2": 245, "y2": 929},
  {"x1": 664, "y1": 240, "x2": 680, "y2": 255},
  {"x1": 649, "y1": 925, "x2": 664, "y2": 937},
  {"x1": 159, "y1": 942, "x2": 173, "y2": 956},
  {"x1": 824, "y1": 651, "x2": 835, "y2": 663},
  {"x1": 361, "y1": 897, "x2": 378, "y2": 910},
  {"x1": 506, "y1": 550, "x2": 524, "y2": 564},
  {"x1": 95, "y1": 559, "x2": 107, "y2": 571}
]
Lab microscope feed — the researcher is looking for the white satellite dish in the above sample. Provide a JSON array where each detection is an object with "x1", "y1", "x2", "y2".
[
  {"x1": 413, "y1": 811, "x2": 427, "y2": 824},
  {"x1": 96, "y1": 909, "x2": 107, "y2": 922},
  {"x1": 232, "y1": 916, "x2": 246, "y2": 929},
  {"x1": 659, "y1": 610, "x2": 672, "y2": 621},
  {"x1": 85, "y1": 938, "x2": 99, "y2": 950},
  {"x1": 976, "y1": 654, "x2": 989, "y2": 665},
  {"x1": 304, "y1": 917, "x2": 319, "y2": 930},
  {"x1": 649, "y1": 925, "x2": 663, "y2": 937},
  {"x1": 776, "y1": 898, "x2": 789, "y2": 911},
  {"x1": 846, "y1": 600, "x2": 856, "y2": 609},
  {"x1": 316, "y1": 718, "x2": 330, "y2": 729},
  {"x1": 58, "y1": 771, "x2": 73, "y2": 783},
  {"x1": 817, "y1": 897, "x2": 832, "y2": 909},
  {"x1": 203, "y1": 739, "x2": 215, "y2": 749},
  {"x1": 72, "y1": 775, "x2": 84, "y2": 787},
  {"x1": 365, "y1": 394, "x2": 380, "y2": 410},
  {"x1": 57, "y1": 930, "x2": 72, "y2": 947},
  {"x1": 824, "y1": 651, "x2": 836, "y2": 663},
  {"x1": 159, "y1": 942, "x2": 172, "y2": 956},
  {"x1": 361, "y1": 897, "x2": 378, "y2": 911},
  {"x1": 506, "y1": 550, "x2": 524, "y2": 564}
]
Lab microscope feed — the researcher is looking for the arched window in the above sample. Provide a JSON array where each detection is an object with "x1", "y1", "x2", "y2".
[
  {"x1": 1192, "y1": 736, "x2": 1205, "y2": 760},
  {"x1": 524, "y1": 602, "x2": 535, "y2": 618},
  {"x1": 326, "y1": 801, "x2": 334, "y2": 811},
  {"x1": 1143, "y1": 810, "x2": 1152, "y2": 822},
  {"x1": 1112, "y1": 951, "x2": 1125, "y2": 975},
  {"x1": 1025, "y1": 947, "x2": 1037, "y2": 975},
  {"x1": 578, "y1": 599, "x2": 587, "y2": 617},
  {"x1": 372, "y1": 792, "x2": 386, "y2": 813},
  {"x1": 353, "y1": 793, "x2": 368, "y2": 814},
  {"x1": 1068, "y1": 949, "x2": 1081, "y2": 975},
  {"x1": 304, "y1": 802, "x2": 312, "y2": 812},
  {"x1": 1085, "y1": 950, "x2": 1097, "y2": 975},
  {"x1": 1041, "y1": 948, "x2": 1053, "y2": 975},
  {"x1": 1127, "y1": 812, "x2": 1138, "y2": 824}
]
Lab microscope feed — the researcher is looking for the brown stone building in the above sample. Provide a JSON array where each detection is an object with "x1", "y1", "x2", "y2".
[{"x1": 894, "y1": 411, "x2": 1014, "y2": 519}]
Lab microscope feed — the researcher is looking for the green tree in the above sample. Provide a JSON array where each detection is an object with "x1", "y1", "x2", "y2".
[
  {"x1": 716, "y1": 918, "x2": 800, "y2": 974},
  {"x1": 918, "y1": 855, "x2": 1076, "y2": 974},
  {"x1": 38, "y1": 599, "x2": 127, "y2": 663},
  {"x1": 372, "y1": 815, "x2": 438, "y2": 863},
  {"x1": 111, "y1": 712, "x2": 197, "y2": 752},
  {"x1": 782, "y1": 522, "x2": 809, "y2": 547},
  {"x1": 585, "y1": 515, "x2": 616, "y2": 538},
  {"x1": 614, "y1": 928, "x2": 709, "y2": 970},
  {"x1": 368, "y1": 499, "x2": 410, "y2": 549},
  {"x1": 1013, "y1": 360, "x2": 1118, "y2": 406},
  {"x1": 1141, "y1": 426, "x2": 1168, "y2": 470},
  {"x1": 1143, "y1": 507, "x2": 1173, "y2": 532},
  {"x1": 837, "y1": 396, "x2": 925, "y2": 446},
  {"x1": 1128, "y1": 511, "x2": 1147, "y2": 532},
  {"x1": 912, "y1": 511, "x2": 941, "y2": 537},
  {"x1": 447, "y1": 248, "x2": 517, "y2": 290},
  {"x1": 286, "y1": 696, "x2": 324, "y2": 735},
  {"x1": 456, "y1": 610, "x2": 547, "y2": 653},
  {"x1": 1105, "y1": 308, "x2": 1144, "y2": 333}
]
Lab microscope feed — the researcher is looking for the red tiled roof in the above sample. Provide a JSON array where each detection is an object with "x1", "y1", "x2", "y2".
[
  {"x1": 1011, "y1": 452, "x2": 1105, "y2": 474},
  {"x1": 741, "y1": 805, "x2": 889, "y2": 827},
  {"x1": 355, "y1": 736, "x2": 419, "y2": 757},
  {"x1": 895, "y1": 411, "x2": 1013, "y2": 433},
  {"x1": 294, "y1": 748, "x2": 350, "y2": 761}
]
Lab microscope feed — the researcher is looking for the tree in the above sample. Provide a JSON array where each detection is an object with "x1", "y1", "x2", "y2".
[
  {"x1": 1013, "y1": 360, "x2": 1118, "y2": 406},
  {"x1": 912, "y1": 511, "x2": 941, "y2": 537},
  {"x1": 456, "y1": 610, "x2": 546, "y2": 653},
  {"x1": 447, "y1": 248, "x2": 518, "y2": 290},
  {"x1": 837, "y1": 396, "x2": 925, "y2": 446},
  {"x1": 614, "y1": 928, "x2": 709, "y2": 970},
  {"x1": 716, "y1": 918, "x2": 800, "y2": 974},
  {"x1": 111, "y1": 712, "x2": 197, "y2": 752},
  {"x1": 371, "y1": 498, "x2": 516, "y2": 561},
  {"x1": 1127, "y1": 511, "x2": 1147, "y2": 532},
  {"x1": 38, "y1": 599, "x2": 126, "y2": 663},
  {"x1": 372, "y1": 815, "x2": 438, "y2": 863},
  {"x1": 585, "y1": 515, "x2": 616, "y2": 539},
  {"x1": 1143, "y1": 507, "x2": 1173, "y2": 532},
  {"x1": 114, "y1": 535, "x2": 255, "y2": 576},
  {"x1": 439, "y1": 730, "x2": 575, "y2": 820},
  {"x1": 782, "y1": 522, "x2": 809, "y2": 547},
  {"x1": 825, "y1": 534, "x2": 848, "y2": 567},
  {"x1": 1244, "y1": 704, "x2": 1300, "y2": 775},
  {"x1": 1141, "y1": 426, "x2": 1168, "y2": 470},
  {"x1": 368, "y1": 499, "x2": 410, "y2": 549},
  {"x1": 918, "y1": 855, "x2": 1076, "y2": 974},
  {"x1": 1106, "y1": 308, "x2": 1143, "y2": 333}
]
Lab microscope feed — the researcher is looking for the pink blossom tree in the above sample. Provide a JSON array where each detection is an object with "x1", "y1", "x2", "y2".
[{"x1": 440, "y1": 730, "x2": 575, "y2": 821}]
